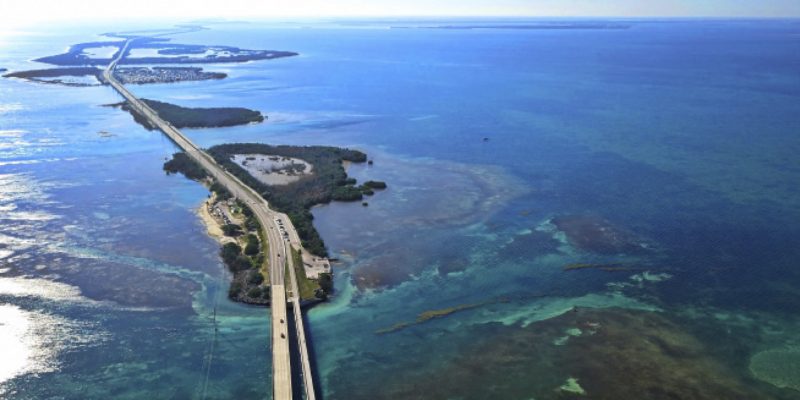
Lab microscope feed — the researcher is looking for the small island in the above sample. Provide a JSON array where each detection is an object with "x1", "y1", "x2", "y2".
[
  {"x1": 3, "y1": 67, "x2": 103, "y2": 86},
  {"x1": 113, "y1": 67, "x2": 226, "y2": 84},
  {"x1": 4, "y1": 66, "x2": 227, "y2": 87},
  {"x1": 164, "y1": 144, "x2": 386, "y2": 303},
  {"x1": 0, "y1": 68, "x2": 7, "y2": 73},
  {"x1": 109, "y1": 98, "x2": 264, "y2": 129},
  {"x1": 207, "y1": 143, "x2": 387, "y2": 257}
]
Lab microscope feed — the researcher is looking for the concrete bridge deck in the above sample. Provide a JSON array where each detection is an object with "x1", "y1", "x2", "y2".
[{"x1": 104, "y1": 39, "x2": 316, "y2": 400}]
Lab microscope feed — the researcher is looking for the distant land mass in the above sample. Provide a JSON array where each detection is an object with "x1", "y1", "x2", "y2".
[
  {"x1": 108, "y1": 99, "x2": 264, "y2": 129},
  {"x1": 4, "y1": 66, "x2": 227, "y2": 87},
  {"x1": 393, "y1": 23, "x2": 631, "y2": 30},
  {"x1": 3, "y1": 67, "x2": 103, "y2": 86},
  {"x1": 35, "y1": 37, "x2": 297, "y2": 66}
]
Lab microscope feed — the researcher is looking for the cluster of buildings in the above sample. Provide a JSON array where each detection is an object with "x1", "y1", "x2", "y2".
[{"x1": 114, "y1": 67, "x2": 225, "y2": 84}]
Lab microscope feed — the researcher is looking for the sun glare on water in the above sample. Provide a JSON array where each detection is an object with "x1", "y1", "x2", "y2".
[
  {"x1": 0, "y1": 305, "x2": 42, "y2": 389},
  {"x1": 0, "y1": 277, "x2": 109, "y2": 395}
]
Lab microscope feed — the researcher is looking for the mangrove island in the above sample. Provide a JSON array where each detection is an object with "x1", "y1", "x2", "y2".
[{"x1": 109, "y1": 99, "x2": 264, "y2": 129}]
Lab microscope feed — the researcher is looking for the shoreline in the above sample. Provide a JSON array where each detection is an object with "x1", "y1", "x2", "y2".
[
  {"x1": 195, "y1": 193, "x2": 271, "y2": 306},
  {"x1": 196, "y1": 196, "x2": 235, "y2": 245},
  {"x1": 196, "y1": 195, "x2": 328, "y2": 309}
]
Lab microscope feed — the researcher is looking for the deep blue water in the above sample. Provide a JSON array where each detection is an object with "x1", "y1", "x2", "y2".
[{"x1": 1, "y1": 19, "x2": 799, "y2": 399}]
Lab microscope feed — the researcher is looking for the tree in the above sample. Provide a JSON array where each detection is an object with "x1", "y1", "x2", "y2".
[
  {"x1": 163, "y1": 152, "x2": 208, "y2": 180},
  {"x1": 228, "y1": 281, "x2": 242, "y2": 299},
  {"x1": 363, "y1": 180, "x2": 387, "y2": 189},
  {"x1": 248, "y1": 270, "x2": 264, "y2": 285},
  {"x1": 220, "y1": 242, "x2": 242, "y2": 264},
  {"x1": 247, "y1": 287, "x2": 262, "y2": 298},
  {"x1": 231, "y1": 255, "x2": 252, "y2": 272},
  {"x1": 244, "y1": 234, "x2": 260, "y2": 255},
  {"x1": 210, "y1": 182, "x2": 231, "y2": 200},
  {"x1": 222, "y1": 224, "x2": 242, "y2": 237},
  {"x1": 245, "y1": 216, "x2": 260, "y2": 231},
  {"x1": 318, "y1": 273, "x2": 333, "y2": 294}
]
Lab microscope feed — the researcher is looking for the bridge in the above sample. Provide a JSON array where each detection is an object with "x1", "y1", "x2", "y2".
[{"x1": 104, "y1": 39, "x2": 317, "y2": 400}]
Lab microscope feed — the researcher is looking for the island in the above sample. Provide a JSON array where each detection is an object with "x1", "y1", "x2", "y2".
[
  {"x1": 3, "y1": 67, "x2": 103, "y2": 86},
  {"x1": 113, "y1": 67, "x2": 226, "y2": 84},
  {"x1": 164, "y1": 144, "x2": 386, "y2": 302},
  {"x1": 34, "y1": 36, "x2": 297, "y2": 66},
  {"x1": 206, "y1": 143, "x2": 386, "y2": 257},
  {"x1": 5, "y1": 34, "x2": 296, "y2": 88},
  {"x1": 108, "y1": 98, "x2": 264, "y2": 129},
  {"x1": 0, "y1": 68, "x2": 6, "y2": 73}
]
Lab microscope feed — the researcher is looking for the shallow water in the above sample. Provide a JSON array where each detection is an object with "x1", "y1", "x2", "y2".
[{"x1": 1, "y1": 19, "x2": 800, "y2": 399}]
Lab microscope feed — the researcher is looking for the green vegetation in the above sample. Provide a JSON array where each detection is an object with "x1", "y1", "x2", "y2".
[
  {"x1": 291, "y1": 248, "x2": 322, "y2": 301},
  {"x1": 3, "y1": 67, "x2": 103, "y2": 86},
  {"x1": 363, "y1": 180, "x2": 387, "y2": 189},
  {"x1": 220, "y1": 242, "x2": 243, "y2": 264},
  {"x1": 318, "y1": 273, "x2": 333, "y2": 294},
  {"x1": 357, "y1": 180, "x2": 387, "y2": 197},
  {"x1": 160, "y1": 143, "x2": 375, "y2": 298},
  {"x1": 113, "y1": 98, "x2": 264, "y2": 129},
  {"x1": 220, "y1": 242, "x2": 252, "y2": 272},
  {"x1": 237, "y1": 199, "x2": 262, "y2": 232},
  {"x1": 158, "y1": 172, "x2": 266, "y2": 304},
  {"x1": 247, "y1": 269, "x2": 264, "y2": 285},
  {"x1": 247, "y1": 287, "x2": 263, "y2": 298},
  {"x1": 221, "y1": 224, "x2": 242, "y2": 237},
  {"x1": 163, "y1": 152, "x2": 208, "y2": 180},
  {"x1": 332, "y1": 185, "x2": 364, "y2": 201},
  {"x1": 162, "y1": 144, "x2": 381, "y2": 258},
  {"x1": 228, "y1": 281, "x2": 243, "y2": 299},
  {"x1": 220, "y1": 233, "x2": 269, "y2": 305},
  {"x1": 244, "y1": 234, "x2": 260, "y2": 255},
  {"x1": 208, "y1": 143, "x2": 371, "y2": 257},
  {"x1": 209, "y1": 182, "x2": 231, "y2": 200}
]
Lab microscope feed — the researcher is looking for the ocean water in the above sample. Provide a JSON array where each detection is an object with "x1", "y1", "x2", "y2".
[{"x1": 1, "y1": 19, "x2": 800, "y2": 399}]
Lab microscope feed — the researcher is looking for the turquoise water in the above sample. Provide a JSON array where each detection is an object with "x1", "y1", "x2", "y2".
[{"x1": 1, "y1": 19, "x2": 800, "y2": 399}]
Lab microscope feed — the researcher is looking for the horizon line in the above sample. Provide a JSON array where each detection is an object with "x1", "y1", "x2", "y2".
[{"x1": 37, "y1": 15, "x2": 800, "y2": 22}]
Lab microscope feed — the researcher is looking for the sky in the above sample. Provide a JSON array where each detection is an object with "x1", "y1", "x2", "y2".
[{"x1": 0, "y1": 0, "x2": 799, "y2": 31}]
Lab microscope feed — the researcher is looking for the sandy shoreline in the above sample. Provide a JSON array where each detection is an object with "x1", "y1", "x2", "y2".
[{"x1": 196, "y1": 198, "x2": 235, "y2": 245}]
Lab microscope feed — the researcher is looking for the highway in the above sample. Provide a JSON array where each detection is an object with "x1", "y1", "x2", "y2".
[
  {"x1": 277, "y1": 217, "x2": 317, "y2": 400},
  {"x1": 104, "y1": 39, "x2": 315, "y2": 400}
]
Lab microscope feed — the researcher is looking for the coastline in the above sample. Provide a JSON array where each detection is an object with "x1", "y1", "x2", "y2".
[
  {"x1": 196, "y1": 195, "x2": 329, "y2": 309},
  {"x1": 195, "y1": 196, "x2": 234, "y2": 245}
]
